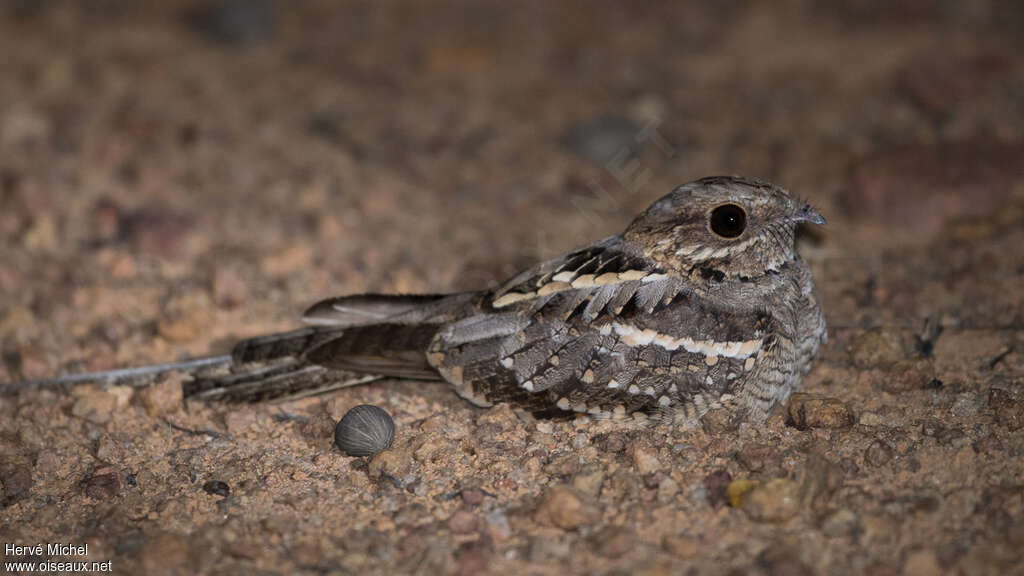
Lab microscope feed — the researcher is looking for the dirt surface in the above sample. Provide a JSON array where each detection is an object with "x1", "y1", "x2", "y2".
[{"x1": 1, "y1": 1, "x2": 1023, "y2": 575}]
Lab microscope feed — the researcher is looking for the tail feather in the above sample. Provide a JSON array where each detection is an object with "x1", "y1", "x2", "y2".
[
  {"x1": 184, "y1": 361, "x2": 381, "y2": 403},
  {"x1": 302, "y1": 294, "x2": 450, "y2": 327},
  {"x1": 230, "y1": 327, "x2": 343, "y2": 364},
  {"x1": 305, "y1": 323, "x2": 441, "y2": 380}
]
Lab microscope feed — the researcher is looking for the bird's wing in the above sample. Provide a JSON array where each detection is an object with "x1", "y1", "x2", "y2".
[{"x1": 430, "y1": 246, "x2": 773, "y2": 420}]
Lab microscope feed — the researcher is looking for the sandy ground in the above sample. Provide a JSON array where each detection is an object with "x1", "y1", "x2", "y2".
[{"x1": 1, "y1": 1, "x2": 1022, "y2": 574}]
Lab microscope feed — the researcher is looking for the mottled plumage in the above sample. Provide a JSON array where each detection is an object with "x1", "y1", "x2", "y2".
[{"x1": 186, "y1": 175, "x2": 828, "y2": 425}]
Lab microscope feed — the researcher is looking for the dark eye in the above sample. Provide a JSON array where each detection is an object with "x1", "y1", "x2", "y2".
[{"x1": 709, "y1": 204, "x2": 747, "y2": 238}]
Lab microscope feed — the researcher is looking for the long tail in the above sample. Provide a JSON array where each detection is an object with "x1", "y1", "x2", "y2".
[{"x1": 1, "y1": 294, "x2": 460, "y2": 403}]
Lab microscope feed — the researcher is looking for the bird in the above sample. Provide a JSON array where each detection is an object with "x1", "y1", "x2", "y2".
[{"x1": 4, "y1": 176, "x2": 827, "y2": 426}]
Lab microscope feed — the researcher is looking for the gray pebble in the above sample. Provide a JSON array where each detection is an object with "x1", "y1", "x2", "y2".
[{"x1": 335, "y1": 405, "x2": 395, "y2": 457}]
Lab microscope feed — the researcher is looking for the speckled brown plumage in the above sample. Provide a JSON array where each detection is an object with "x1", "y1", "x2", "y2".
[{"x1": 187, "y1": 176, "x2": 827, "y2": 425}]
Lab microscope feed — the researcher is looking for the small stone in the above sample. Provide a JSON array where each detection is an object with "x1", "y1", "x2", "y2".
[
  {"x1": 0, "y1": 454, "x2": 33, "y2": 505},
  {"x1": 701, "y1": 407, "x2": 740, "y2": 434},
  {"x1": 935, "y1": 427, "x2": 970, "y2": 448},
  {"x1": 865, "y1": 439, "x2": 894, "y2": 467},
  {"x1": 785, "y1": 393, "x2": 854, "y2": 430},
  {"x1": 448, "y1": 510, "x2": 478, "y2": 534},
  {"x1": 588, "y1": 526, "x2": 635, "y2": 559},
  {"x1": 594, "y1": 432, "x2": 628, "y2": 453},
  {"x1": 460, "y1": 487, "x2": 486, "y2": 507},
  {"x1": 212, "y1": 267, "x2": 248, "y2": 308},
  {"x1": 858, "y1": 411, "x2": 886, "y2": 427},
  {"x1": 903, "y1": 549, "x2": 941, "y2": 576},
  {"x1": 137, "y1": 532, "x2": 191, "y2": 576},
  {"x1": 702, "y1": 470, "x2": 732, "y2": 508},
  {"x1": 484, "y1": 510, "x2": 511, "y2": 542},
  {"x1": 455, "y1": 542, "x2": 491, "y2": 576},
  {"x1": 662, "y1": 534, "x2": 700, "y2": 559},
  {"x1": 881, "y1": 358, "x2": 936, "y2": 393},
  {"x1": 571, "y1": 467, "x2": 605, "y2": 497},
  {"x1": 335, "y1": 405, "x2": 395, "y2": 457},
  {"x1": 737, "y1": 443, "x2": 783, "y2": 475},
  {"x1": 954, "y1": 546, "x2": 1013, "y2": 576},
  {"x1": 71, "y1": 388, "x2": 119, "y2": 424},
  {"x1": 726, "y1": 479, "x2": 757, "y2": 508},
  {"x1": 528, "y1": 535, "x2": 570, "y2": 562},
  {"x1": 202, "y1": 480, "x2": 230, "y2": 497},
  {"x1": 543, "y1": 452, "x2": 581, "y2": 476},
  {"x1": 631, "y1": 446, "x2": 662, "y2": 475},
  {"x1": 988, "y1": 382, "x2": 1023, "y2": 431},
  {"x1": 367, "y1": 438, "x2": 416, "y2": 487},
  {"x1": 849, "y1": 327, "x2": 911, "y2": 369},
  {"x1": 742, "y1": 478, "x2": 801, "y2": 522},
  {"x1": 972, "y1": 434, "x2": 1003, "y2": 454},
  {"x1": 138, "y1": 374, "x2": 183, "y2": 417},
  {"x1": 120, "y1": 207, "x2": 192, "y2": 259},
  {"x1": 756, "y1": 546, "x2": 814, "y2": 576},
  {"x1": 536, "y1": 484, "x2": 599, "y2": 530},
  {"x1": 657, "y1": 476, "x2": 680, "y2": 500},
  {"x1": 821, "y1": 508, "x2": 860, "y2": 538},
  {"x1": 951, "y1": 393, "x2": 983, "y2": 418},
  {"x1": 82, "y1": 465, "x2": 121, "y2": 500}
]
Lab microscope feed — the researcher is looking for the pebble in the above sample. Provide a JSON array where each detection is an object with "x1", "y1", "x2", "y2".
[
  {"x1": 367, "y1": 438, "x2": 416, "y2": 488},
  {"x1": 71, "y1": 388, "x2": 119, "y2": 425},
  {"x1": 448, "y1": 509, "x2": 478, "y2": 534},
  {"x1": 741, "y1": 478, "x2": 801, "y2": 522},
  {"x1": 528, "y1": 535, "x2": 570, "y2": 562},
  {"x1": 588, "y1": 526, "x2": 635, "y2": 559},
  {"x1": 756, "y1": 547, "x2": 814, "y2": 576},
  {"x1": 335, "y1": 405, "x2": 395, "y2": 457},
  {"x1": 630, "y1": 445, "x2": 662, "y2": 475},
  {"x1": 785, "y1": 393, "x2": 854, "y2": 430},
  {"x1": 726, "y1": 479, "x2": 757, "y2": 508},
  {"x1": 0, "y1": 454, "x2": 33, "y2": 505},
  {"x1": 701, "y1": 407, "x2": 740, "y2": 434},
  {"x1": 138, "y1": 374, "x2": 184, "y2": 417},
  {"x1": 737, "y1": 443, "x2": 784, "y2": 475},
  {"x1": 662, "y1": 534, "x2": 700, "y2": 559},
  {"x1": 903, "y1": 549, "x2": 941, "y2": 576},
  {"x1": 951, "y1": 392, "x2": 983, "y2": 418},
  {"x1": 571, "y1": 466, "x2": 605, "y2": 497},
  {"x1": 82, "y1": 465, "x2": 121, "y2": 500},
  {"x1": 864, "y1": 439, "x2": 894, "y2": 467},
  {"x1": 212, "y1": 267, "x2": 248, "y2": 308},
  {"x1": 820, "y1": 508, "x2": 860, "y2": 538},
  {"x1": 882, "y1": 358, "x2": 936, "y2": 392},
  {"x1": 485, "y1": 510, "x2": 511, "y2": 542},
  {"x1": 988, "y1": 381, "x2": 1022, "y2": 431},
  {"x1": 455, "y1": 542, "x2": 491, "y2": 576},
  {"x1": 849, "y1": 327, "x2": 910, "y2": 369},
  {"x1": 702, "y1": 470, "x2": 732, "y2": 508},
  {"x1": 202, "y1": 480, "x2": 231, "y2": 497},
  {"x1": 536, "y1": 485, "x2": 599, "y2": 530}
]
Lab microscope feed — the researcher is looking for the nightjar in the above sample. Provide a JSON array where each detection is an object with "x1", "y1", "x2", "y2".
[{"x1": 183, "y1": 175, "x2": 828, "y2": 425}]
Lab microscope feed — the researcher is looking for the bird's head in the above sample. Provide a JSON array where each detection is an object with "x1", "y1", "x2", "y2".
[{"x1": 623, "y1": 176, "x2": 825, "y2": 281}]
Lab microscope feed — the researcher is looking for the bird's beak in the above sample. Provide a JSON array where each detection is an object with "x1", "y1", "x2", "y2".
[{"x1": 794, "y1": 203, "x2": 826, "y2": 225}]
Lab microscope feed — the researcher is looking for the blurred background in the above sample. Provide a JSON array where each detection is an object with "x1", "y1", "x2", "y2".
[{"x1": 1, "y1": 2, "x2": 1023, "y2": 573}]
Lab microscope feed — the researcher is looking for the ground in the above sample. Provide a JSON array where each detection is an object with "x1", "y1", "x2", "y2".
[{"x1": 1, "y1": 1, "x2": 1023, "y2": 575}]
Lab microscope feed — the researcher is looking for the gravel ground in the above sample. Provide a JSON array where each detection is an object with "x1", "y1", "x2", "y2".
[{"x1": 1, "y1": 1, "x2": 1022, "y2": 575}]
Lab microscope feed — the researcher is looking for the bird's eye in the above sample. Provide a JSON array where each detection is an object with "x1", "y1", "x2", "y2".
[{"x1": 709, "y1": 204, "x2": 747, "y2": 238}]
